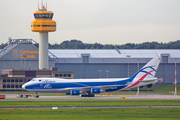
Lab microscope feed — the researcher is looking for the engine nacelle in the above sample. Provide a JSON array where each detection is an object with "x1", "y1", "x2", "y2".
[
  {"x1": 70, "y1": 89, "x2": 80, "y2": 95},
  {"x1": 91, "y1": 88, "x2": 100, "y2": 94}
]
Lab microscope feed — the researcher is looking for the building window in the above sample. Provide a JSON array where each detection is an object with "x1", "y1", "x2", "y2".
[
  {"x1": 55, "y1": 74, "x2": 58, "y2": 77},
  {"x1": 83, "y1": 56, "x2": 89, "y2": 63},
  {"x1": 25, "y1": 71, "x2": 36, "y2": 77},
  {"x1": 7, "y1": 79, "x2": 10, "y2": 82},
  {"x1": 63, "y1": 74, "x2": 67, "y2": 77},
  {"x1": 3, "y1": 85, "x2": 6, "y2": 88},
  {"x1": 7, "y1": 85, "x2": 10, "y2": 88},
  {"x1": 3, "y1": 79, "x2": 6, "y2": 82},
  {"x1": 162, "y1": 56, "x2": 168, "y2": 63},
  {"x1": 28, "y1": 79, "x2": 31, "y2": 82},
  {"x1": 15, "y1": 79, "x2": 18, "y2": 82},
  {"x1": 11, "y1": 79, "x2": 14, "y2": 82},
  {"x1": 68, "y1": 74, "x2": 71, "y2": 77},
  {"x1": 19, "y1": 79, "x2": 23, "y2": 82},
  {"x1": 15, "y1": 85, "x2": 18, "y2": 88},
  {"x1": 11, "y1": 85, "x2": 14, "y2": 88},
  {"x1": 59, "y1": 74, "x2": 62, "y2": 77},
  {"x1": 24, "y1": 79, "x2": 27, "y2": 82},
  {"x1": 20, "y1": 85, "x2": 22, "y2": 88}
]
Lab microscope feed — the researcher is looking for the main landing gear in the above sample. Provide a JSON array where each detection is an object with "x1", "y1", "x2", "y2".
[{"x1": 80, "y1": 93, "x2": 95, "y2": 97}]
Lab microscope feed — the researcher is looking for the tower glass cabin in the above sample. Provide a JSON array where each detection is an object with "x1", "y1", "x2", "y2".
[
  {"x1": 31, "y1": 5, "x2": 56, "y2": 69},
  {"x1": 31, "y1": 6, "x2": 56, "y2": 32}
]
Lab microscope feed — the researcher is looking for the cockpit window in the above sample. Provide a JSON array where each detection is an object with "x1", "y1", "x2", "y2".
[{"x1": 31, "y1": 79, "x2": 35, "y2": 81}]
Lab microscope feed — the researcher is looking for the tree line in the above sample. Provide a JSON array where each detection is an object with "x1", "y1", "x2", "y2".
[
  {"x1": 48, "y1": 39, "x2": 180, "y2": 49},
  {"x1": 0, "y1": 39, "x2": 180, "y2": 49}
]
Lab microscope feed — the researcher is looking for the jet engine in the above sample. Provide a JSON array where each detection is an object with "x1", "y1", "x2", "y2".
[
  {"x1": 91, "y1": 88, "x2": 100, "y2": 94},
  {"x1": 70, "y1": 89, "x2": 80, "y2": 95}
]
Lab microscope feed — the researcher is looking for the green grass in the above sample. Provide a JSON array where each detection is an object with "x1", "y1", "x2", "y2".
[
  {"x1": 1, "y1": 84, "x2": 180, "y2": 120},
  {"x1": 1, "y1": 100, "x2": 180, "y2": 107},
  {"x1": 132, "y1": 84, "x2": 180, "y2": 94},
  {"x1": 1, "y1": 108, "x2": 180, "y2": 120}
]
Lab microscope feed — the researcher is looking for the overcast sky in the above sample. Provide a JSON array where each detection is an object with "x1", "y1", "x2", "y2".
[{"x1": 0, "y1": 0, "x2": 180, "y2": 45}]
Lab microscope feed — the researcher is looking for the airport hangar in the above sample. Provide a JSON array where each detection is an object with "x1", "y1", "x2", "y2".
[{"x1": 0, "y1": 38, "x2": 179, "y2": 90}]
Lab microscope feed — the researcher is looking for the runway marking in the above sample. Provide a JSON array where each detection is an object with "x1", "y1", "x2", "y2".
[
  {"x1": 95, "y1": 95, "x2": 180, "y2": 97},
  {"x1": 1, "y1": 106, "x2": 180, "y2": 109}
]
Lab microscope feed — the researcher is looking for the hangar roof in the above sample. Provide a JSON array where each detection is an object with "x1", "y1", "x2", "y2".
[{"x1": 49, "y1": 49, "x2": 180, "y2": 58}]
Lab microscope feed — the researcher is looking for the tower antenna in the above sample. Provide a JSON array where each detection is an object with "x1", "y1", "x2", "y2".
[
  {"x1": 46, "y1": 0, "x2": 47, "y2": 9},
  {"x1": 38, "y1": 0, "x2": 39, "y2": 10},
  {"x1": 41, "y1": 0, "x2": 43, "y2": 9}
]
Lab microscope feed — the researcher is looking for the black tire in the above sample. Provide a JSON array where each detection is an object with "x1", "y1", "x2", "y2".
[
  {"x1": 20, "y1": 95, "x2": 23, "y2": 98},
  {"x1": 26, "y1": 95, "x2": 28, "y2": 98}
]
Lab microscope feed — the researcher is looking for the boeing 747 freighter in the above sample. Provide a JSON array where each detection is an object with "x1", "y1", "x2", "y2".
[{"x1": 22, "y1": 57, "x2": 162, "y2": 97}]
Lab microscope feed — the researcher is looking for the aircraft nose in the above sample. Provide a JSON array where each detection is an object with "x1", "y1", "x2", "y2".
[{"x1": 22, "y1": 84, "x2": 25, "y2": 89}]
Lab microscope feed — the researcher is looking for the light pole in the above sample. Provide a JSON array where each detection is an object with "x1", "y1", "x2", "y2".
[
  {"x1": 174, "y1": 58, "x2": 177, "y2": 96},
  {"x1": 126, "y1": 55, "x2": 131, "y2": 78},
  {"x1": 98, "y1": 70, "x2": 102, "y2": 78},
  {"x1": 137, "y1": 58, "x2": 140, "y2": 96},
  {"x1": 106, "y1": 70, "x2": 109, "y2": 79}
]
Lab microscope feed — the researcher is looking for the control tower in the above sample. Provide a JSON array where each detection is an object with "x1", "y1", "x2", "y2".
[{"x1": 31, "y1": 2, "x2": 56, "y2": 69}]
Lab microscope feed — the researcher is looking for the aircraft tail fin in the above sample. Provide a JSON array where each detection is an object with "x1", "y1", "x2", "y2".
[{"x1": 131, "y1": 57, "x2": 161, "y2": 80}]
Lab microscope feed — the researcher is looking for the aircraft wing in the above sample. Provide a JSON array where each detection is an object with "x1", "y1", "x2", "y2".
[{"x1": 61, "y1": 84, "x2": 126, "y2": 90}]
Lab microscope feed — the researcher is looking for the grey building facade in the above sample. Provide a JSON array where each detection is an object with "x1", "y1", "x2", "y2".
[
  {"x1": 51, "y1": 49, "x2": 180, "y2": 84},
  {"x1": 0, "y1": 38, "x2": 179, "y2": 84}
]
